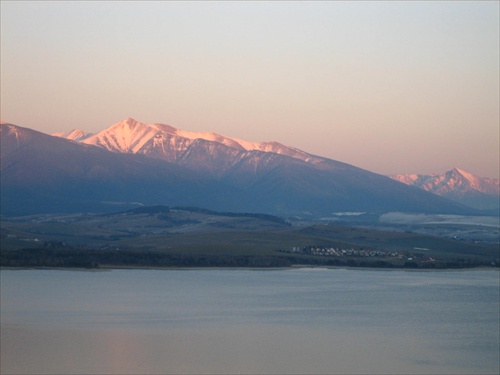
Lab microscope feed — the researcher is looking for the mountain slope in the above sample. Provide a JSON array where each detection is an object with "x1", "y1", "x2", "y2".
[
  {"x1": 1, "y1": 121, "x2": 473, "y2": 216},
  {"x1": 391, "y1": 168, "x2": 500, "y2": 210}
]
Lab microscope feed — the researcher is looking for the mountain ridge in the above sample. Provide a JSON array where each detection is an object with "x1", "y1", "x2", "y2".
[
  {"x1": 391, "y1": 168, "x2": 499, "y2": 210},
  {"x1": 1, "y1": 120, "x2": 476, "y2": 216},
  {"x1": 62, "y1": 118, "x2": 325, "y2": 166}
]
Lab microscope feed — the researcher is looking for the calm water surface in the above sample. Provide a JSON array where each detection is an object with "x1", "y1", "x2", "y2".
[{"x1": 1, "y1": 268, "x2": 499, "y2": 374}]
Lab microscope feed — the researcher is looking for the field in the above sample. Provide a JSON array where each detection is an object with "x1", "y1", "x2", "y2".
[{"x1": 1, "y1": 206, "x2": 498, "y2": 269}]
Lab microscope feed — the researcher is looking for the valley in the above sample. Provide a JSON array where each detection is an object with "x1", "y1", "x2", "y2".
[{"x1": 1, "y1": 206, "x2": 498, "y2": 269}]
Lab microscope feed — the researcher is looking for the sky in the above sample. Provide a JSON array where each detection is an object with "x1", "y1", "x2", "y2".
[{"x1": 1, "y1": 1, "x2": 499, "y2": 178}]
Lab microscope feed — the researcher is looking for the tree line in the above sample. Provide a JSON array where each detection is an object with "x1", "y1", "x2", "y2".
[{"x1": 1, "y1": 245, "x2": 495, "y2": 269}]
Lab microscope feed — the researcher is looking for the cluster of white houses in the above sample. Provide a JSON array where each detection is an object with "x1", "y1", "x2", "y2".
[{"x1": 286, "y1": 246, "x2": 406, "y2": 259}]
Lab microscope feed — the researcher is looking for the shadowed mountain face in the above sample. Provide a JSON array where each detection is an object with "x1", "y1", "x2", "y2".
[{"x1": 1, "y1": 120, "x2": 472, "y2": 216}]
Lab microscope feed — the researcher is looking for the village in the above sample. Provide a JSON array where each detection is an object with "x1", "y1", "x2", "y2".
[{"x1": 281, "y1": 246, "x2": 435, "y2": 262}]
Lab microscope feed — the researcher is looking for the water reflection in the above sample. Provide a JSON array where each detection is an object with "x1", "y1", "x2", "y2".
[{"x1": 1, "y1": 323, "x2": 442, "y2": 374}]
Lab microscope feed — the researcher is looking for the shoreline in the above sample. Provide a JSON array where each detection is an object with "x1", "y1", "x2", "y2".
[{"x1": 2, "y1": 264, "x2": 498, "y2": 272}]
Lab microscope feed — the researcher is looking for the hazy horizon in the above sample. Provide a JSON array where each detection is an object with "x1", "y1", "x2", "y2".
[{"x1": 1, "y1": 1, "x2": 498, "y2": 178}]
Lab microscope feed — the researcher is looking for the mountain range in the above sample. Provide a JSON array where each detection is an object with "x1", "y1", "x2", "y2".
[
  {"x1": 0, "y1": 118, "x2": 483, "y2": 216},
  {"x1": 391, "y1": 168, "x2": 499, "y2": 210},
  {"x1": 70, "y1": 117, "x2": 325, "y2": 175}
]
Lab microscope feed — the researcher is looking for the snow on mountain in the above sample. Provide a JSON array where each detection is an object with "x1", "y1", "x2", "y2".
[
  {"x1": 76, "y1": 118, "x2": 324, "y2": 167},
  {"x1": 391, "y1": 168, "x2": 499, "y2": 210},
  {"x1": 392, "y1": 167, "x2": 499, "y2": 196},
  {"x1": 53, "y1": 129, "x2": 93, "y2": 141}
]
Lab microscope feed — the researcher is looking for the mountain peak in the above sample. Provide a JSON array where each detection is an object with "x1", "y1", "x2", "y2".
[
  {"x1": 123, "y1": 117, "x2": 139, "y2": 123},
  {"x1": 111, "y1": 117, "x2": 147, "y2": 130},
  {"x1": 450, "y1": 167, "x2": 478, "y2": 181},
  {"x1": 451, "y1": 166, "x2": 467, "y2": 175},
  {"x1": 446, "y1": 167, "x2": 484, "y2": 189},
  {"x1": 55, "y1": 118, "x2": 324, "y2": 166},
  {"x1": 391, "y1": 167, "x2": 499, "y2": 210}
]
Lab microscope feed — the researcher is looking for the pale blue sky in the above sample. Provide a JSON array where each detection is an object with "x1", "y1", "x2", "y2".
[{"x1": 1, "y1": 1, "x2": 498, "y2": 177}]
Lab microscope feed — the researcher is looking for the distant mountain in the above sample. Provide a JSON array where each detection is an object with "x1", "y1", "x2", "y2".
[
  {"x1": 391, "y1": 168, "x2": 499, "y2": 210},
  {"x1": 52, "y1": 129, "x2": 93, "y2": 142},
  {"x1": 1, "y1": 119, "x2": 474, "y2": 216}
]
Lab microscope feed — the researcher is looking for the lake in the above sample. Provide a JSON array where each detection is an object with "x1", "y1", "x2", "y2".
[{"x1": 1, "y1": 268, "x2": 499, "y2": 374}]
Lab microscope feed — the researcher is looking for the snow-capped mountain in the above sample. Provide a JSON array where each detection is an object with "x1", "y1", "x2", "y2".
[
  {"x1": 1, "y1": 120, "x2": 474, "y2": 216},
  {"x1": 74, "y1": 118, "x2": 323, "y2": 170},
  {"x1": 391, "y1": 168, "x2": 499, "y2": 210},
  {"x1": 54, "y1": 118, "x2": 330, "y2": 176},
  {"x1": 52, "y1": 129, "x2": 93, "y2": 142}
]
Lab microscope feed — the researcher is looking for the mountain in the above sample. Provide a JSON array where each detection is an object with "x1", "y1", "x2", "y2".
[
  {"x1": 53, "y1": 118, "x2": 321, "y2": 177},
  {"x1": 1, "y1": 122, "x2": 218, "y2": 215},
  {"x1": 52, "y1": 129, "x2": 93, "y2": 141},
  {"x1": 1, "y1": 119, "x2": 474, "y2": 216},
  {"x1": 79, "y1": 118, "x2": 314, "y2": 159},
  {"x1": 391, "y1": 168, "x2": 499, "y2": 210}
]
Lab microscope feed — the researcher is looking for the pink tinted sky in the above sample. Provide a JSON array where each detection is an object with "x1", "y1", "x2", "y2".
[{"x1": 1, "y1": 1, "x2": 498, "y2": 178}]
